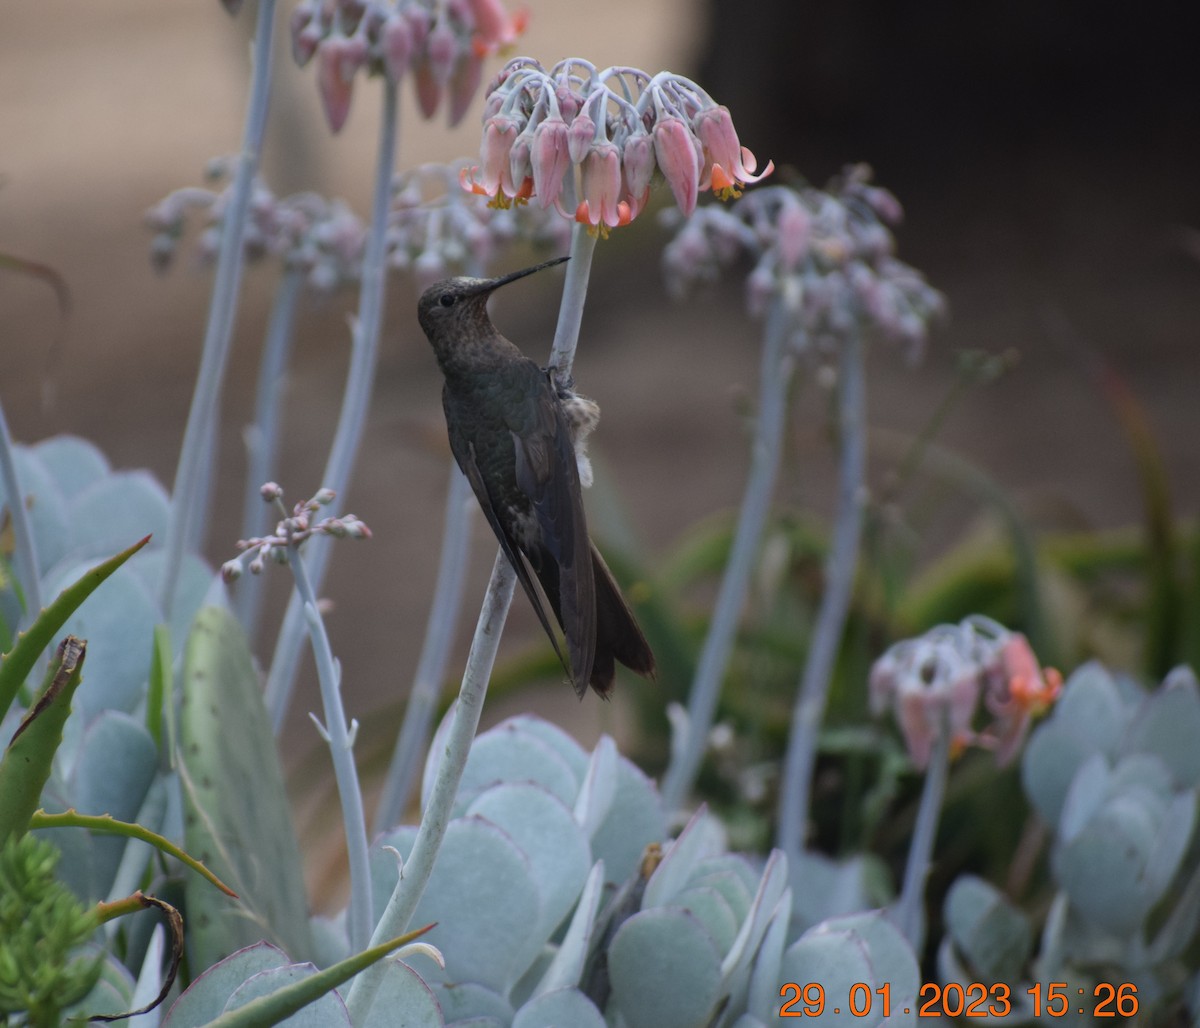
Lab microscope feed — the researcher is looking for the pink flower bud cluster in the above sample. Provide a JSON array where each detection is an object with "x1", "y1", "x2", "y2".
[
  {"x1": 289, "y1": 0, "x2": 527, "y2": 133},
  {"x1": 145, "y1": 162, "x2": 366, "y2": 294},
  {"x1": 223, "y1": 484, "x2": 371, "y2": 581},
  {"x1": 387, "y1": 160, "x2": 570, "y2": 290},
  {"x1": 459, "y1": 57, "x2": 772, "y2": 236},
  {"x1": 662, "y1": 165, "x2": 946, "y2": 362},
  {"x1": 869, "y1": 616, "x2": 1061, "y2": 769}
]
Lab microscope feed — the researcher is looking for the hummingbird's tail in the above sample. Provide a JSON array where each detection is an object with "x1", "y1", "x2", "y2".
[{"x1": 588, "y1": 543, "x2": 656, "y2": 698}]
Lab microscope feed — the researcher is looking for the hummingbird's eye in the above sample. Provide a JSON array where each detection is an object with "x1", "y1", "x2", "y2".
[{"x1": 438, "y1": 293, "x2": 456, "y2": 308}]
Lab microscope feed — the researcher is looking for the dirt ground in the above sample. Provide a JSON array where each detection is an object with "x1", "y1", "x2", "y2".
[{"x1": 4, "y1": 0, "x2": 1199, "y2": 781}]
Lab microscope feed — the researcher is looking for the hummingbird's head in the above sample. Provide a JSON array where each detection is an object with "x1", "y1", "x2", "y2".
[{"x1": 416, "y1": 255, "x2": 569, "y2": 354}]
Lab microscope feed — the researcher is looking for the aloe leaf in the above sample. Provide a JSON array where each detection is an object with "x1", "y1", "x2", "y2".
[
  {"x1": 0, "y1": 635, "x2": 86, "y2": 843},
  {"x1": 0, "y1": 534, "x2": 149, "y2": 721},
  {"x1": 201, "y1": 926, "x2": 435, "y2": 1028},
  {"x1": 179, "y1": 606, "x2": 312, "y2": 969}
]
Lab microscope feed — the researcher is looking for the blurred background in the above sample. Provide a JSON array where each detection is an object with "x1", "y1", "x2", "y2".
[{"x1": 3, "y1": 0, "x2": 1199, "y2": 815}]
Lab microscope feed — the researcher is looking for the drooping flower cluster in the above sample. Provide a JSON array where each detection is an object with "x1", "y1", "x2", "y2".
[
  {"x1": 869, "y1": 615, "x2": 1062, "y2": 769},
  {"x1": 388, "y1": 160, "x2": 571, "y2": 289},
  {"x1": 662, "y1": 165, "x2": 946, "y2": 361},
  {"x1": 460, "y1": 58, "x2": 773, "y2": 235},
  {"x1": 145, "y1": 160, "x2": 366, "y2": 294},
  {"x1": 222, "y1": 483, "x2": 371, "y2": 581},
  {"x1": 289, "y1": 0, "x2": 526, "y2": 132}
]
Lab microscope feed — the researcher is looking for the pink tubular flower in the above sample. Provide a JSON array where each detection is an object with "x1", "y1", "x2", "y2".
[
  {"x1": 693, "y1": 104, "x2": 774, "y2": 199},
  {"x1": 653, "y1": 114, "x2": 700, "y2": 216},
  {"x1": 478, "y1": 112, "x2": 522, "y2": 196},
  {"x1": 622, "y1": 130, "x2": 655, "y2": 216},
  {"x1": 466, "y1": 0, "x2": 518, "y2": 47},
  {"x1": 448, "y1": 51, "x2": 485, "y2": 127},
  {"x1": 577, "y1": 141, "x2": 625, "y2": 229},
  {"x1": 531, "y1": 113, "x2": 572, "y2": 209},
  {"x1": 316, "y1": 34, "x2": 368, "y2": 133}
]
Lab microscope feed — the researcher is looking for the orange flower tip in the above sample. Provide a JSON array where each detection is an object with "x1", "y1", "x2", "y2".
[
  {"x1": 512, "y1": 6, "x2": 530, "y2": 33},
  {"x1": 949, "y1": 734, "x2": 970, "y2": 761},
  {"x1": 574, "y1": 200, "x2": 594, "y2": 225},
  {"x1": 458, "y1": 166, "x2": 490, "y2": 196},
  {"x1": 471, "y1": 35, "x2": 490, "y2": 58},
  {"x1": 616, "y1": 200, "x2": 633, "y2": 227},
  {"x1": 515, "y1": 176, "x2": 534, "y2": 199},
  {"x1": 710, "y1": 164, "x2": 743, "y2": 201}
]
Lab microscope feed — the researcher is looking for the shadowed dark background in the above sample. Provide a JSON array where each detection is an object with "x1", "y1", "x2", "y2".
[{"x1": 3, "y1": 0, "x2": 1199, "y2": 828}]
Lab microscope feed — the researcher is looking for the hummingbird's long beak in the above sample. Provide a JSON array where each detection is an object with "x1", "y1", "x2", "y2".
[{"x1": 470, "y1": 255, "x2": 570, "y2": 297}]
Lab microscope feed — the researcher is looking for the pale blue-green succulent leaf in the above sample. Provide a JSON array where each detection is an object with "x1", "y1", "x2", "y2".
[
  {"x1": 590, "y1": 755, "x2": 665, "y2": 885},
  {"x1": 430, "y1": 980, "x2": 513, "y2": 1024},
  {"x1": 130, "y1": 550, "x2": 215, "y2": 655},
  {"x1": 729, "y1": 1016, "x2": 768, "y2": 1028},
  {"x1": 642, "y1": 804, "x2": 723, "y2": 909},
  {"x1": 532, "y1": 859, "x2": 606, "y2": 997},
  {"x1": 424, "y1": 718, "x2": 579, "y2": 817},
  {"x1": 1123, "y1": 667, "x2": 1200, "y2": 787},
  {"x1": 1054, "y1": 754, "x2": 1195, "y2": 934},
  {"x1": 45, "y1": 562, "x2": 158, "y2": 718},
  {"x1": 503, "y1": 713, "x2": 589, "y2": 782},
  {"x1": 943, "y1": 874, "x2": 1032, "y2": 983},
  {"x1": 68, "y1": 709, "x2": 158, "y2": 898},
  {"x1": 64, "y1": 946, "x2": 136, "y2": 1022},
  {"x1": 719, "y1": 850, "x2": 789, "y2": 1001},
  {"x1": 383, "y1": 816, "x2": 541, "y2": 992},
  {"x1": 357, "y1": 959, "x2": 446, "y2": 1028},
  {"x1": 686, "y1": 856, "x2": 757, "y2": 928},
  {"x1": 128, "y1": 922, "x2": 167, "y2": 1025},
  {"x1": 789, "y1": 850, "x2": 892, "y2": 931},
  {"x1": 782, "y1": 912, "x2": 918, "y2": 1028},
  {"x1": 466, "y1": 781, "x2": 591, "y2": 959},
  {"x1": 1146, "y1": 858, "x2": 1200, "y2": 963},
  {"x1": 573, "y1": 734, "x2": 618, "y2": 838},
  {"x1": 9, "y1": 445, "x2": 72, "y2": 574},
  {"x1": 745, "y1": 892, "x2": 791, "y2": 1025},
  {"x1": 512, "y1": 987, "x2": 605, "y2": 1028},
  {"x1": 179, "y1": 607, "x2": 313, "y2": 969},
  {"x1": 163, "y1": 942, "x2": 289, "y2": 1027},
  {"x1": 222, "y1": 964, "x2": 351, "y2": 1025},
  {"x1": 672, "y1": 884, "x2": 740, "y2": 955},
  {"x1": 31, "y1": 435, "x2": 110, "y2": 499},
  {"x1": 607, "y1": 906, "x2": 723, "y2": 1028},
  {"x1": 1021, "y1": 662, "x2": 1132, "y2": 824},
  {"x1": 68, "y1": 471, "x2": 170, "y2": 562},
  {"x1": 310, "y1": 914, "x2": 350, "y2": 969}
]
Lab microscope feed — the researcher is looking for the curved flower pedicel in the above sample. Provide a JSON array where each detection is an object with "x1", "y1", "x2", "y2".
[
  {"x1": 289, "y1": 0, "x2": 527, "y2": 132},
  {"x1": 460, "y1": 58, "x2": 773, "y2": 235}
]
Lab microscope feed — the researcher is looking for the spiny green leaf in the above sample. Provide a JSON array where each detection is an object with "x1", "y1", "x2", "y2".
[{"x1": 0, "y1": 535, "x2": 149, "y2": 721}]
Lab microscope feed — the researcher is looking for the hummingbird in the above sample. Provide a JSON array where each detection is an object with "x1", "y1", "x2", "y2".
[{"x1": 417, "y1": 255, "x2": 655, "y2": 698}]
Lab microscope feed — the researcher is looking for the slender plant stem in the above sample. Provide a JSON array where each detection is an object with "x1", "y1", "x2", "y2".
[
  {"x1": 264, "y1": 80, "x2": 400, "y2": 731},
  {"x1": 0, "y1": 400, "x2": 42, "y2": 620},
  {"x1": 347, "y1": 552, "x2": 516, "y2": 1019},
  {"x1": 286, "y1": 536, "x2": 372, "y2": 954},
  {"x1": 159, "y1": 0, "x2": 278, "y2": 616},
  {"x1": 777, "y1": 330, "x2": 867, "y2": 866},
  {"x1": 373, "y1": 464, "x2": 473, "y2": 833},
  {"x1": 348, "y1": 224, "x2": 593, "y2": 1017},
  {"x1": 892, "y1": 719, "x2": 950, "y2": 949},
  {"x1": 660, "y1": 296, "x2": 793, "y2": 810},
  {"x1": 237, "y1": 267, "x2": 304, "y2": 638}
]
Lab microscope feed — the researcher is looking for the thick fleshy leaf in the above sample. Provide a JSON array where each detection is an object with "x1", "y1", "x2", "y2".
[
  {"x1": 68, "y1": 471, "x2": 170, "y2": 562},
  {"x1": 1123, "y1": 667, "x2": 1200, "y2": 787},
  {"x1": 164, "y1": 942, "x2": 289, "y2": 1027},
  {"x1": 222, "y1": 964, "x2": 350, "y2": 1025},
  {"x1": 358, "y1": 959, "x2": 445, "y2": 1028},
  {"x1": 68, "y1": 709, "x2": 158, "y2": 897},
  {"x1": 180, "y1": 607, "x2": 312, "y2": 969},
  {"x1": 608, "y1": 907, "x2": 723, "y2": 1028},
  {"x1": 746, "y1": 892, "x2": 791, "y2": 1024},
  {"x1": 789, "y1": 850, "x2": 891, "y2": 931},
  {"x1": 573, "y1": 734, "x2": 618, "y2": 837},
  {"x1": 590, "y1": 755, "x2": 665, "y2": 885},
  {"x1": 31, "y1": 436, "x2": 110, "y2": 500},
  {"x1": 512, "y1": 987, "x2": 604, "y2": 1028},
  {"x1": 532, "y1": 860, "x2": 605, "y2": 997},
  {"x1": 430, "y1": 980, "x2": 513, "y2": 1024},
  {"x1": 943, "y1": 874, "x2": 1032, "y2": 982},
  {"x1": 466, "y1": 782, "x2": 591, "y2": 953}
]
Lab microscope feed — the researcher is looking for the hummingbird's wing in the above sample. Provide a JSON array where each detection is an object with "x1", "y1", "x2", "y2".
[
  {"x1": 511, "y1": 381, "x2": 597, "y2": 697},
  {"x1": 457, "y1": 438, "x2": 573, "y2": 682}
]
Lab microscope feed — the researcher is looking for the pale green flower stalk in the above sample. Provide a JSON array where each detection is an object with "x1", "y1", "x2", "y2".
[
  {"x1": 660, "y1": 294, "x2": 793, "y2": 811},
  {"x1": 0, "y1": 400, "x2": 42, "y2": 621},
  {"x1": 776, "y1": 330, "x2": 866, "y2": 866},
  {"x1": 263, "y1": 82, "x2": 400, "y2": 731},
  {"x1": 222, "y1": 485, "x2": 373, "y2": 951},
  {"x1": 659, "y1": 170, "x2": 944, "y2": 846},
  {"x1": 159, "y1": 0, "x2": 278, "y2": 617}
]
